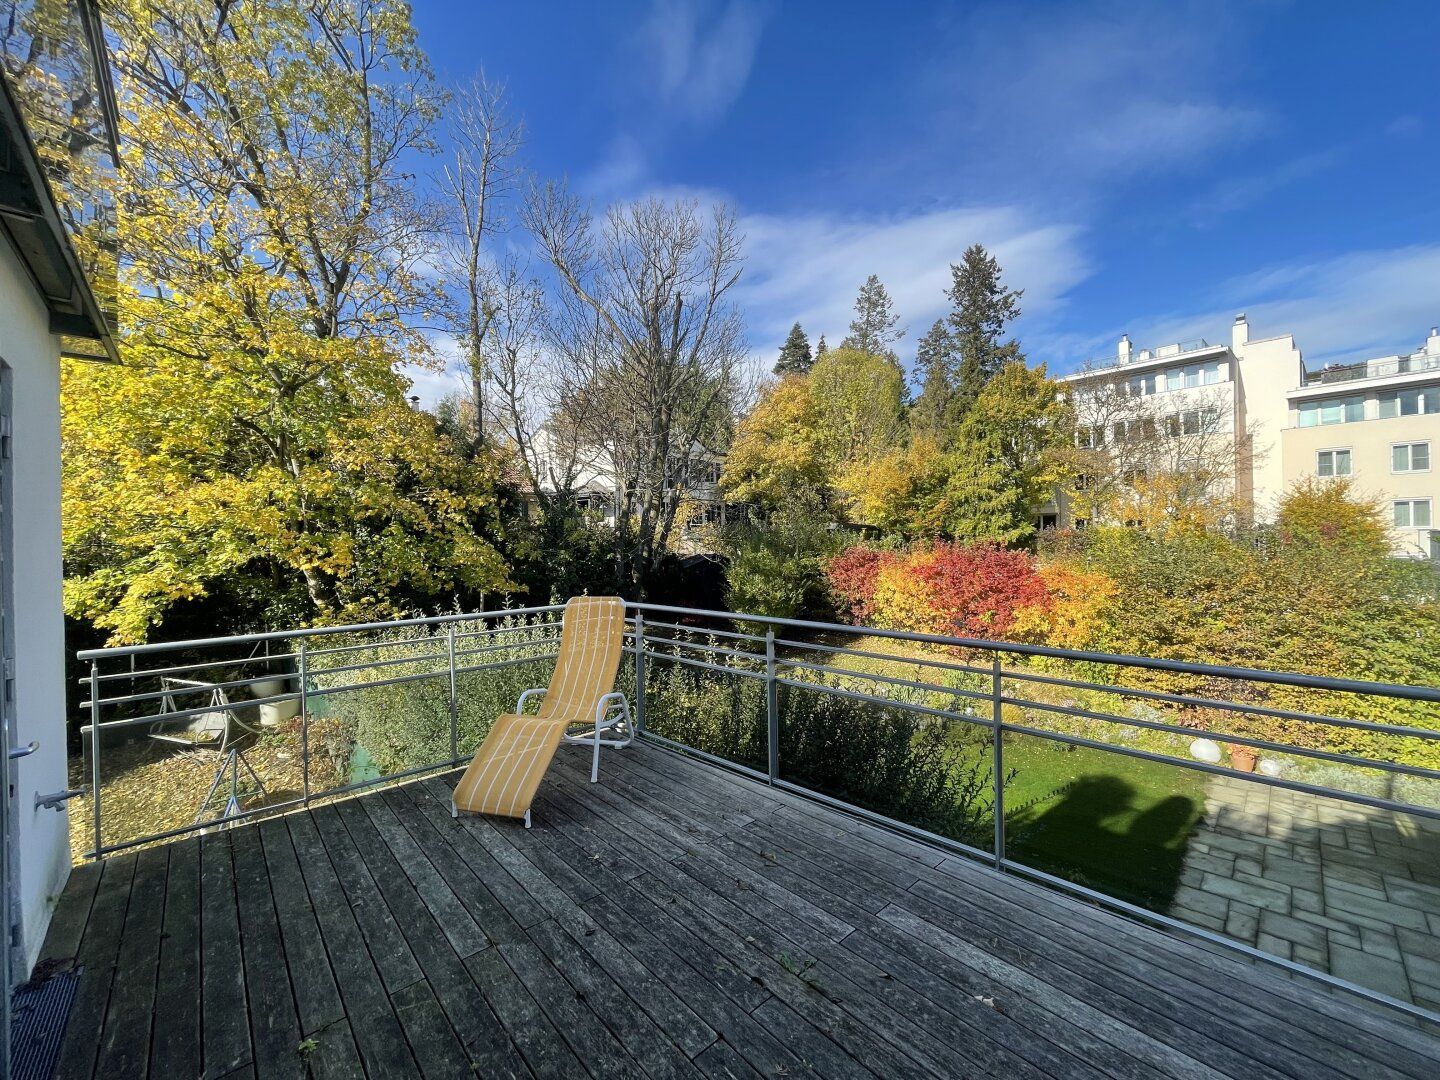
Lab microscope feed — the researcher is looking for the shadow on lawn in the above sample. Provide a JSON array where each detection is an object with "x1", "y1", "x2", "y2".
[{"x1": 1007, "y1": 775, "x2": 1197, "y2": 911}]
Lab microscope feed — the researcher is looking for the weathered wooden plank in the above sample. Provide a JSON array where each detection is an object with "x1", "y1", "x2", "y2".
[
  {"x1": 379, "y1": 785, "x2": 528, "y2": 944},
  {"x1": 258, "y1": 818, "x2": 344, "y2": 1036},
  {"x1": 499, "y1": 941, "x2": 651, "y2": 1078},
  {"x1": 311, "y1": 802, "x2": 423, "y2": 993},
  {"x1": 230, "y1": 824, "x2": 306, "y2": 1080},
  {"x1": 393, "y1": 778, "x2": 547, "y2": 926},
  {"x1": 524, "y1": 916, "x2": 701, "y2": 1079},
  {"x1": 94, "y1": 845, "x2": 168, "y2": 1078},
  {"x1": 148, "y1": 839, "x2": 203, "y2": 1079},
  {"x1": 332, "y1": 796, "x2": 531, "y2": 1079},
  {"x1": 302, "y1": 1019, "x2": 366, "y2": 1080},
  {"x1": 53, "y1": 853, "x2": 136, "y2": 1080},
  {"x1": 693, "y1": 1039, "x2": 766, "y2": 1080},
  {"x1": 464, "y1": 948, "x2": 586, "y2": 1077},
  {"x1": 357, "y1": 793, "x2": 492, "y2": 957},
  {"x1": 389, "y1": 978, "x2": 472, "y2": 1079},
  {"x1": 197, "y1": 834, "x2": 252, "y2": 1079},
  {"x1": 579, "y1": 894, "x2": 806, "y2": 1078},
  {"x1": 34, "y1": 860, "x2": 101, "y2": 969},
  {"x1": 285, "y1": 812, "x2": 421, "y2": 1078},
  {"x1": 748, "y1": 996, "x2": 879, "y2": 1080}
]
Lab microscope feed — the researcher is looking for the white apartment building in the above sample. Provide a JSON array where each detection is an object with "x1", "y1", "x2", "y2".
[{"x1": 1057, "y1": 316, "x2": 1440, "y2": 559}]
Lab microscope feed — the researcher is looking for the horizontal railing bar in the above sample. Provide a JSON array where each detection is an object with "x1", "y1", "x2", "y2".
[
  {"x1": 307, "y1": 621, "x2": 559, "y2": 661},
  {"x1": 638, "y1": 649, "x2": 769, "y2": 680},
  {"x1": 303, "y1": 758, "x2": 464, "y2": 807},
  {"x1": 775, "y1": 636, "x2": 993, "y2": 679},
  {"x1": 775, "y1": 677, "x2": 992, "y2": 729},
  {"x1": 452, "y1": 650, "x2": 559, "y2": 679},
  {"x1": 1001, "y1": 717, "x2": 1440, "y2": 821},
  {"x1": 77, "y1": 604, "x2": 567, "y2": 660},
  {"x1": 1002, "y1": 666, "x2": 1440, "y2": 743},
  {"x1": 1004, "y1": 693, "x2": 1440, "y2": 781},
  {"x1": 82, "y1": 688, "x2": 301, "y2": 732},
  {"x1": 639, "y1": 636, "x2": 761, "y2": 663},
  {"x1": 85, "y1": 651, "x2": 297, "y2": 686},
  {"x1": 85, "y1": 669, "x2": 300, "y2": 710},
  {"x1": 779, "y1": 659, "x2": 993, "y2": 706},
  {"x1": 627, "y1": 603, "x2": 1440, "y2": 703},
  {"x1": 640, "y1": 618, "x2": 760, "y2": 643}
]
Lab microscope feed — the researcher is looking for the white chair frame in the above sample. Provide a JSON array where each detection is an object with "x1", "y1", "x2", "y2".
[{"x1": 515, "y1": 687, "x2": 636, "y2": 784}]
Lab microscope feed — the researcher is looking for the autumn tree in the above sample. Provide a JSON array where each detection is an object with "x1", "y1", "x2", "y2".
[
  {"x1": 525, "y1": 186, "x2": 749, "y2": 591},
  {"x1": 774, "y1": 321, "x2": 813, "y2": 375},
  {"x1": 64, "y1": 0, "x2": 512, "y2": 641},
  {"x1": 841, "y1": 274, "x2": 903, "y2": 359},
  {"x1": 441, "y1": 72, "x2": 524, "y2": 446},
  {"x1": 721, "y1": 376, "x2": 828, "y2": 508}
]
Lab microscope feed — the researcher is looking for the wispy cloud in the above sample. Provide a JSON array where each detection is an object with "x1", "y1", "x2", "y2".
[
  {"x1": 1187, "y1": 148, "x2": 1346, "y2": 228},
  {"x1": 639, "y1": 0, "x2": 771, "y2": 124},
  {"x1": 1086, "y1": 245, "x2": 1440, "y2": 373},
  {"x1": 734, "y1": 204, "x2": 1091, "y2": 370}
]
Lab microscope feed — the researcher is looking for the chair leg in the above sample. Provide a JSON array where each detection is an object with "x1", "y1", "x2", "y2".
[
  {"x1": 523, "y1": 808, "x2": 532, "y2": 829},
  {"x1": 591, "y1": 727, "x2": 601, "y2": 783},
  {"x1": 451, "y1": 800, "x2": 458, "y2": 819}
]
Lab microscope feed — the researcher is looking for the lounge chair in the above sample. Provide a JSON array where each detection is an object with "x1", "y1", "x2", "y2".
[{"x1": 451, "y1": 596, "x2": 634, "y2": 827}]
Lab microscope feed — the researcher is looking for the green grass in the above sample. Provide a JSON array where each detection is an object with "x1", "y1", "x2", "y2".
[{"x1": 798, "y1": 632, "x2": 1206, "y2": 912}]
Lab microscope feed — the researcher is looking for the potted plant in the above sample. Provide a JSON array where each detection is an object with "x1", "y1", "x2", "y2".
[{"x1": 1225, "y1": 742, "x2": 1257, "y2": 773}]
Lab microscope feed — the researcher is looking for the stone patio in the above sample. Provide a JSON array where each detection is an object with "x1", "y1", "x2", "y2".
[{"x1": 1171, "y1": 775, "x2": 1440, "y2": 1010}]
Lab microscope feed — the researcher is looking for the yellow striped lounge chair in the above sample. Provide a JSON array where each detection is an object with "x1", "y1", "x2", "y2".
[{"x1": 451, "y1": 596, "x2": 634, "y2": 827}]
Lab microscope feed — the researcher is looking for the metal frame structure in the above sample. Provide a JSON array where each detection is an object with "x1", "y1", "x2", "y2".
[{"x1": 74, "y1": 599, "x2": 1440, "y2": 1028}]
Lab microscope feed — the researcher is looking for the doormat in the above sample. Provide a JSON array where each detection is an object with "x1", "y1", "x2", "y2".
[{"x1": 10, "y1": 965, "x2": 80, "y2": 1080}]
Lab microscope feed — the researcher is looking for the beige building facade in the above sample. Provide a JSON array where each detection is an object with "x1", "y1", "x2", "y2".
[{"x1": 1058, "y1": 317, "x2": 1440, "y2": 559}]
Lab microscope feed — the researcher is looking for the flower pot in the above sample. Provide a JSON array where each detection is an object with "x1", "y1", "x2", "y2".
[
  {"x1": 252, "y1": 678, "x2": 300, "y2": 727},
  {"x1": 1228, "y1": 746, "x2": 1257, "y2": 773}
]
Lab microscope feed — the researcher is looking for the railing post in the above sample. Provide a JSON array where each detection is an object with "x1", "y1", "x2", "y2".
[
  {"x1": 89, "y1": 661, "x2": 102, "y2": 860},
  {"x1": 298, "y1": 638, "x2": 310, "y2": 805},
  {"x1": 446, "y1": 623, "x2": 460, "y2": 763},
  {"x1": 991, "y1": 653, "x2": 1005, "y2": 871},
  {"x1": 766, "y1": 629, "x2": 778, "y2": 785},
  {"x1": 633, "y1": 609, "x2": 646, "y2": 733}
]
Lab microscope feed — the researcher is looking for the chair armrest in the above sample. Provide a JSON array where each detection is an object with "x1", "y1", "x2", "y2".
[{"x1": 516, "y1": 687, "x2": 548, "y2": 714}]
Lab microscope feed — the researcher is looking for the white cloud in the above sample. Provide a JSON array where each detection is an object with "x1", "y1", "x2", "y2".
[
  {"x1": 638, "y1": 0, "x2": 770, "y2": 124},
  {"x1": 401, "y1": 333, "x2": 469, "y2": 409},
  {"x1": 1071, "y1": 246, "x2": 1440, "y2": 374},
  {"x1": 734, "y1": 205, "x2": 1091, "y2": 369}
]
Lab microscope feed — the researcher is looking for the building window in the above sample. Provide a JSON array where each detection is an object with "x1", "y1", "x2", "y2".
[
  {"x1": 1317, "y1": 449, "x2": 1352, "y2": 477},
  {"x1": 1379, "y1": 388, "x2": 1440, "y2": 418},
  {"x1": 1392, "y1": 442, "x2": 1431, "y2": 473},
  {"x1": 1298, "y1": 395, "x2": 1366, "y2": 427},
  {"x1": 1394, "y1": 499, "x2": 1433, "y2": 528},
  {"x1": 1168, "y1": 407, "x2": 1222, "y2": 437},
  {"x1": 1127, "y1": 373, "x2": 1156, "y2": 397},
  {"x1": 1036, "y1": 513, "x2": 1059, "y2": 530},
  {"x1": 1163, "y1": 360, "x2": 1224, "y2": 392}
]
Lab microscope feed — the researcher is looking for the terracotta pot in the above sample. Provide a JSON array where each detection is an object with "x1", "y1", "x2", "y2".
[{"x1": 1228, "y1": 745, "x2": 1257, "y2": 773}]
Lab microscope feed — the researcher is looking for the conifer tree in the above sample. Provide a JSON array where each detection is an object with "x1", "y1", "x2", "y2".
[
  {"x1": 815, "y1": 334, "x2": 829, "y2": 359},
  {"x1": 840, "y1": 274, "x2": 903, "y2": 358},
  {"x1": 946, "y1": 244, "x2": 1023, "y2": 417},
  {"x1": 774, "y1": 321, "x2": 813, "y2": 375}
]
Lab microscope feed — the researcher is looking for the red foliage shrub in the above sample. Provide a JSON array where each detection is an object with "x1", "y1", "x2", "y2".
[
  {"x1": 871, "y1": 542, "x2": 1050, "y2": 639},
  {"x1": 825, "y1": 546, "x2": 898, "y2": 622}
]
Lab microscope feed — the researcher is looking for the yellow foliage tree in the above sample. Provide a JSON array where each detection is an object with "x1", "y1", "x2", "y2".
[
  {"x1": 62, "y1": 0, "x2": 512, "y2": 642},
  {"x1": 720, "y1": 376, "x2": 829, "y2": 507}
]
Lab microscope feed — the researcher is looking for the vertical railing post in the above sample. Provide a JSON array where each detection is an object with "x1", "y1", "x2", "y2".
[
  {"x1": 89, "y1": 661, "x2": 102, "y2": 860},
  {"x1": 991, "y1": 652, "x2": 1005, "y2": 871},
  {"x1": 766, "y1": 629, "x2": 778, "y2": 785},
  {"x1": 298, "y1": 638, "x2": 310, "y2": 805},
  {"x1": 446, "y1": 623, "x2": 460, "y2": 763},
  {"x1": 633, "y1": 609, "x2": 646, "y2": 733}
]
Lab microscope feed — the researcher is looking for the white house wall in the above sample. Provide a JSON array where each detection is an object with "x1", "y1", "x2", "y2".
[{"x1": 1, "y1": 229, "x2": 72, "y2": 973}]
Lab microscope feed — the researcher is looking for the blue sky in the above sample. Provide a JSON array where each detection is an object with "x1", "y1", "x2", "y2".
[{"x1": 408, "y1": 0, "x2": 1440, "y2": 400}]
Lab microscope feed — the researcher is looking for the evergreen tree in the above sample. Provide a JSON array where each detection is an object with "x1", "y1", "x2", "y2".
[
  {"x1": 910, "y1": 319, "x2": 956, "y2": 439},
  {"x1": 815, "y1": 333, "x2": 829, "y2": 359},
  {"x1": 946, "y1": 244, "x2": 1023, "y2": 417},
  {"x1": 774, "y1": 321, "x2": 813, "y2": 375},
  {"x1": 840, "y1": 274, "x2": 903, "y2": 358}
]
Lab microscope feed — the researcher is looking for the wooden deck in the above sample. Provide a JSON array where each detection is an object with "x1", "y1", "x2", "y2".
[{"x1": 34, "y1": 740, "x2": 1440, "y2": 1079}]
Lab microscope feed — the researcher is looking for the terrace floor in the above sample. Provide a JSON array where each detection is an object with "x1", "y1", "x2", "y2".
[{"x1": 32, "y1": 741, "x2": 1440, "y2": 1079}]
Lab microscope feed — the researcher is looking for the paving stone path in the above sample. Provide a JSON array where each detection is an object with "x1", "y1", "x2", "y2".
[{"x1": 1170, "y1": 776, "x2": 1440, "y2": 1010}]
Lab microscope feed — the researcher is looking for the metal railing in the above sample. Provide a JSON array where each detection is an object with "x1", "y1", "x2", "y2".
[
  {"x1": 75, "y1": 600, "x2": 1440, "y2": 1025},
  {"x1": 1308, "y1": 351, "x2": 1440, "y2": 385}
]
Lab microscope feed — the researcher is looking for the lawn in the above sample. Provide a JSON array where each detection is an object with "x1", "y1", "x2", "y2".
[{"x1": 794, "y1": 632, "x2": 1208, "y2": 912}]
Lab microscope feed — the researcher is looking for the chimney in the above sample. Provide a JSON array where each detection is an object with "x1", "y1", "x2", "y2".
[
  {"x1": 1118, "y1": 334, "x2": 1132, "y2": 364},
  {"x1": 1427, "y1": 326, "x2": 1440, "y2": 356},
  {"x1": 1232, "y1": 313, "x2": 1249, "y2": 351}
]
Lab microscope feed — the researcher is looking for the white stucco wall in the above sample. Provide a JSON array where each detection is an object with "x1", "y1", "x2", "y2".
[{"x1": 0, "y1": 229, "x2": 72, "y2": 974}]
